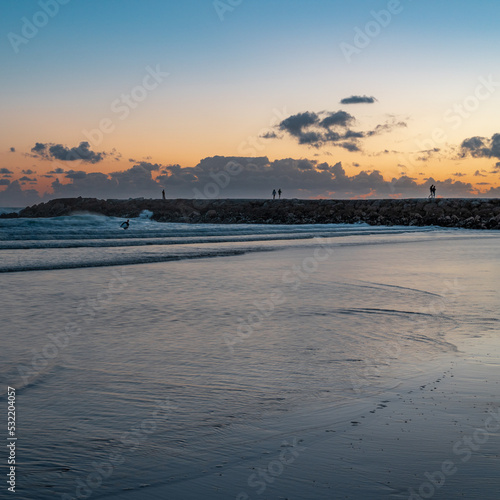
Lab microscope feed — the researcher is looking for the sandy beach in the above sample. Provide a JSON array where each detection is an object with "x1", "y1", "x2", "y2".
[
  {"x1": 4, "y1": 1, "x2": 500, "y2": 499},
  {"x1": 2, "y1": 223, "x2": 499, "y2": 499}
]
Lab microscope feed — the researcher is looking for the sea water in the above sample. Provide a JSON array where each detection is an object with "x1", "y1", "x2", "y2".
[{"x1": 0, "y1": 211, "x2": 499, "y2": 499}]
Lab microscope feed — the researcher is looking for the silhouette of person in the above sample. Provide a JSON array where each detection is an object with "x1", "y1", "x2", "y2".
[
  {"x1": 272, "y1": 189, "x2": 276, "y2": 200},
  {"x1": 120, "y1": 219, "x2": 130, "y2": 230},
  {"x1": 429, "y1": 185, "x2": 434, "y2": 199},
  {"x1": 432, "y1": 185, "x2": 436, "y2": 198},
  {"x1": 278, "y1": 188, "x2": 282, "y2": 199},
  {"x1": 162, "y1": 189, "x2": 166, "y2": 200}
]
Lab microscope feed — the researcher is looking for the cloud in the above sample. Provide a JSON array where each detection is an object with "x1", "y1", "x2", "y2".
[
  {"x1": 276, "y1": 110, "x2": 406, "y2": 151},
  {"x1": 22, "y1": 169, "x2": 35, "y2": 175},
  {"x1": 461, "y1": 133, "x2": 500, "y2": 159},
  {"x1": 0, "y1": 179, "x2": 10, "y2": 185},
  {"x1": 412, "y1": 148, "x2": 441, "y2": 162},
  {"x1": 340, "y1": 95, "x2": 377, "y2": 105},
  {"x1": 155, "y1": 156, "x2": 479, "y2": 199},
  {"x1": 0, "y1": 180, "x2": 41, "y2": 206},
  {"x1": 19, "y1": 176, "x2": 36, "y2": 182},
  {"x1": 453, "y1": 172, "x2": 466, "y2": 177},
  {"x1": 49, "y1": 162, "x2": 163, "y2": 199},
  {"x1": 366, "y1": 120, "x2": 407, "y2": 136},
  {"x1": 474, "y1": 170, "x2": 487, "y2": 177},
  {"x1": 0, "y1": 168, "x2": 13, "y2": 175},
  {"x1": 1, "y1": 156, "x2": 495, "y2": 206},
  {"x1": 319, "y1": 111, "x2": 355, "y2": 128},
  {"x1": 65, "y1": 170, "x2": 88, "y2": 180},
  {"x1": 30, "y1": 141, "x2": 108, "y2": 163},
  {"x1": 279, "y1": 112, "x2": 320, "y2": 138},
  {"x1": 9, "y1": 147, "x2": 15, "y2": 153},
  {"x1": 260, "y1": 131, "x2": 278, "y2": 139},
  {"x1": 277, "y1": 110, "x2": 359, "y2": 149}
]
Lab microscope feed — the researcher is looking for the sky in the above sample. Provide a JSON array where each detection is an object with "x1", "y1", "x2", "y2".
[{"x1": 1, "y1": 0, "x2": 500, "y2": 205}]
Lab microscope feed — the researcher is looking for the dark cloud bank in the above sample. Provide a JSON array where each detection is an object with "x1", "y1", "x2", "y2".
[{"x1": 1, "y1": 156, "x2": 497, "y2": 207}]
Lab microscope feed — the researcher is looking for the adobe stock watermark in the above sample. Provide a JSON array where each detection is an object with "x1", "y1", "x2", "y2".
[
  {"x1": 224, "y1": 237, "x2": 335, "y2": 354},
  {"x1": 82, "y1": 64, "x2": 169, "y2": 147},
  {"x1": 7, "y1": 0, "x2": 71, "y2": 54},
  {"x1": 213, "y1": 0, "x2": 243, "y2": 21},
  {"x1": 236, "y1": 437, "x2": 307, "y2": 499},
  {"x1": 408, "y1": 406, "x2": 500, "y2": 499},
  {"x1": 400, "y1": 75, "x2": 500, "y2": 172},
  {"x1": 349, "y1": 277, "x2": 463, "y2": 394},
  {"x1": 61, "y1": 398, "x2": 177, "y2": 500},
  {"x1": 16, "y1": 269, "x2": 134, "y2": 386},
  {"x1": 340, "y1": 0, "x2": 409, "y2": 63},
  {"x1": 193, "y1": 106, "x2": 287, "y2": 200},
  {"x1": 174, "y1": 106, "x2": 287, "y2": 219}
]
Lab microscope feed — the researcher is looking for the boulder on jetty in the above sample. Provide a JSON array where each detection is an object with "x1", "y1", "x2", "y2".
[{"x1": 2, "y1": 197, "x2": 500, "y2": 230}]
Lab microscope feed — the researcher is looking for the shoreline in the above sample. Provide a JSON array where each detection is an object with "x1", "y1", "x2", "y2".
[
  {"x1": 5, "y1": 233, "x2": 500, "y2": 499},
  {"x1": 2, "y1": 197, "x2": 500, "y2": 230}
]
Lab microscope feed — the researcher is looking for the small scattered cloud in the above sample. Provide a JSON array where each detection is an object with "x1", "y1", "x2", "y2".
[
  {"x1": 413, "y1": 148, "x2": 441, "y2": 162},
  {"x1": 453, "y1": 172, "x2": 466, "y2": 177},
  {"x1": 260, "y1": 131, "x2": 278, "y2": 139},
  {"x1": 22, "y1": 169, "x2": 35, "y2": 175},
  {"x1": 474, "y1": 170, "x2": 487, "y2": 177},
  {"x1": 30, "y1": 141, "x2": 109, "y2": 163},
  {"x1": 0, "y1": 168, "x2": 13, "y2": 175},
  {"x1": 366, "y1": 121, "x2": 407, "y2": 136},
  {"x1": 0, "y1": 179, "x2": 10, "y2": 185},
  {"x1": 461, "y1": 133, "x2": 500, "y2": 160},
  {"x1": 9, "y1": 147, "x2": 15, "y2": 153},
  {"x1": 340, "y1": 95, "x2": 377, "y2": 105},
  {"x1": 275, "y1": 110, "x2": 406, "y2": 152}
]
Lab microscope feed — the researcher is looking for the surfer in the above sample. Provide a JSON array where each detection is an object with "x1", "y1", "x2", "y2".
[{"x1": 120, "y1": 219, "x2": 130, "y2": 230}]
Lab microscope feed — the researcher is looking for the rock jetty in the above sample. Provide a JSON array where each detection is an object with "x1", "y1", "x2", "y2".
[{"x1": 3, "y1": 197, "x2": 500, "y2": 229}]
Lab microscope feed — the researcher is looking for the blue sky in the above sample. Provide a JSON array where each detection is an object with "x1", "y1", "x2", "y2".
[{"x1": 1, "y1": 0, "x2": 500, "y2": 204}]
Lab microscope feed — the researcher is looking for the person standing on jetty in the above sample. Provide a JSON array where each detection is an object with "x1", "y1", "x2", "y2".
[
  {"x1": 429, "y1": 185, "x2": 436, "y2": 199},
  {"x1": 278, "y1": 188, "x2": 282, "y2": 199},
  {"x1": 162, "y1": 189, "x2": 166, "y2": 200},
  {"x1": 272, "y1": 189, "x2": 276, "y2": 200}
]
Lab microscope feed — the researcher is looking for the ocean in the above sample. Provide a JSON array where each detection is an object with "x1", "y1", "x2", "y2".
[{"x1": 1, "y1": 210, "x2": 499, "y2": 499}]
